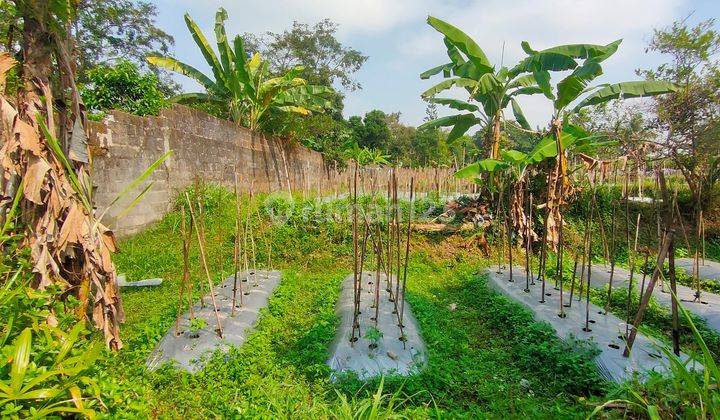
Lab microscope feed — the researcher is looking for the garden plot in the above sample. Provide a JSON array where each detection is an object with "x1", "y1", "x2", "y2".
[
  {"x1": 675, "y1": 258, "x2": 720, "y2": 283},
  {"x1": 574, "y1": 263, "x2": 720, "y2": 332},
  {"x1": 488, "y1": 266, "x2": 698, "y2": 383},
  {"x1": 147, "y1": 270, "x2": 281, "y2": 372},
  {"x1": 327, "y1": 272, "x2": 427, "y2": 380}
]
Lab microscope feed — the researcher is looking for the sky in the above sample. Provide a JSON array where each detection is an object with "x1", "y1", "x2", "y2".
[{"x1": 149, "y1": 0, "x2": 720, "y2": 128}]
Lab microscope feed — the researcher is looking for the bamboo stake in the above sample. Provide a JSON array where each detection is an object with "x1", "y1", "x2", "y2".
[
  {"x1": 624, "y1": 230, "x2": 673, "y2": 356},
  {"x1": 351, "y1": 161, "x2": 359, "y2": 344},
  {"x1": 176, "y1": 203, "x2": 193, "y2": 335},
  {"x1": 583, "y1": 235, "x2": 593, "y2": 332},
  {"x1": 373, "y1": 222, "x2": 383, "y2": 325},
  {"x1": 506, "y1": 183, "x2": 514, "y2": 282},
  {"x1": 248, "y1": 185, "x2": 258, "y2": 276},
  {"x1": 232, "y1": 175, "x2": 243, "y2": 315},
  {"x1": 538, "y1": 198, "x2": 550, "y2": 303},
  {"x1": 693, "y1": 208, "x2": 702, "y2": 301},
  {"x1": 358, "y1": 218, "x2": 371, "y2": 314},
  {"x1": 575, "y1": 204, "x2": 593, "y2": 302},
  {"x1": 393, "y1": 169, "x2": 402, "y2": 315},
  {"x1": 398, "y1": 177, "x2": 414, "y2": 348},
  {"x1": 567, "y1": 255, "x2": 579, "y2": 308},
  {"x1": 528, "y1": 193, "x2": 535, "y2": 285},
  {"x1": 639, "y1": 252, "x2": 650, "y2": 300},
  {"x1": 523, "y1": 183, "x2": 531, "y2": 292},
  {"x1": 186, "y1": 192, "x2": 223, "y2": 338},
  {"x1": 495, "y1": 187, "x2": 505, "y2": 274},
  {"x1": 386, "y1": 175, "x2": 393, "y2": 296},
  {"x1": 604, "y1": 203, "x2": 617, "y2": 315}
]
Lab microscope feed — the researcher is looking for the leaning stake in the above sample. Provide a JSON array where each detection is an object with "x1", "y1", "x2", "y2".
[
  {"x1": 186, "y1": 192, "x2": 223, "y2": 338},
  {"x1": 398, "y1": 177, "x2": 414, "y2": 349}
]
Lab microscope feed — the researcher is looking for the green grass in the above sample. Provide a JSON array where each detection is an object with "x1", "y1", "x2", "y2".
[{"x1": 93, "y1": 187, "x2": 606, "y2": 417}]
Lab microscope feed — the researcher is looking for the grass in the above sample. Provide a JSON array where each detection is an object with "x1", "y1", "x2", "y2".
[{"x1": 93, "y1": 187, "x2": 607, "y2": 417}]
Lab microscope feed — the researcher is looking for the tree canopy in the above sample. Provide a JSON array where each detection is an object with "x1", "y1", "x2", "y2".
[{"x1": 242, "y1": 19, "x2": 368, "y2": 92}]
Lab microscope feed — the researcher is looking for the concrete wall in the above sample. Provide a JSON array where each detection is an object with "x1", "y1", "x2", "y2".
[
  {"x1": 89, "y1": 104, "x2": 466, "y2": 237},
  {"x1": 89, "y1": 105, "x2": 327, "y2": 236}
]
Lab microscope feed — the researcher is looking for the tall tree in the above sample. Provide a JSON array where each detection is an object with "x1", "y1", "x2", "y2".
[
  {"x1": 243, "y1": 19, "x2": 367, "y2": 92},
  {"x1": 639, "y1": 18, "x2": 720, "y2": 210},
  {"x1": 349, "y1": 110, "x2": 392, "y2": 151},
  {"x1": 1, "y1": 0, "x2": 176, "y2": 90}
]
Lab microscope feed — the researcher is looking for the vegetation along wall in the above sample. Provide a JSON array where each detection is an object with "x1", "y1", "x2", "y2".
[
  {"x1": 89, "y1": 104, "x2": 458, "y2": 236},
  {"x1": 87, "y1": 104, "x2": 324, "y2": 236}
]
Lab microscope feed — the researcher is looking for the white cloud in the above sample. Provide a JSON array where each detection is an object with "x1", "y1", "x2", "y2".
[
  {"x1": 182, "y1": 0, "x2": 432, "y2": 37},
  {"x1": 154, "y1": 0, "x2": 694, "y2": 127}
]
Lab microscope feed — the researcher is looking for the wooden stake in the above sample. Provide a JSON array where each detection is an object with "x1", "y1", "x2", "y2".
[
  {"x1": 231, "y1": 175, "x2": 243, "y2": 315},
  {"x1": 623, "y1": 229, "x2": 673, "y2": 356},
  {"x1": 604, "y1": 203, "x2": 617, "y2": 315},
  {"x1": 186, "y1": 192, "x2": 223, "y2": 338},
  {"x1": 176, "y1": 203, "x2": 193, "y2": 335},
  {"x1": 399, "y1": 177, "x2": 414, "y2": 348},
  {"x1": 351, "y1": 161, "x2": 359, "y2": 344}
]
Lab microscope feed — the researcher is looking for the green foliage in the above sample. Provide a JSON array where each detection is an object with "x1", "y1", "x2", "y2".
[
  {"x1": 81, "y1": 60, "x2": 168, "y2": 118},
  {"x1": 363, "y1": 327, "x2": 383, "y2": 349},
  {"x1": 0, "y1": 324, "x2": 101, "y2": 418},
  {"x1": 241, "y1": 19, "x2": 367, "y2": 93},
  {"x1": 420, "y1": 16, "x2": 543, "y2": 157},
  {"x1": 85, "y1": 186, "x2": 608, "y2": 417},
  {"x1": 350, "y1": 110, "x2": 392, "y2": 151},
  {"x1": 638, "y1": 17, "x2": 720, "y2": 211},
  {"x1": 347, "y1": 110, "x2": 471, "y2": 167},
  {"x1": 188, "y1": 318, "x2": 207, "y2": 333},
  {"x1": 2, "y1": 0, "x2": 178, "y2": 93},
  {"x1": 591, "y1": 297, "x2": 720, "y2": 418},
  {"x1": 74, "y1": 0, "x2": 177, "y2": 91},
  {"x1": 294, "y1": 114, "x2": 352, "y2": 168},
  {"x1": 343, "y1": 142, "x2": 390, "y2": 166},
  {"x1": 147, "y1": 8, "x2": 335, "y2": 133},
  {"x1": 515, "y1": 39, "x2": 677, "y2": 117},
  {"x1": 0, "y1": 253, "x2": 103, "y2": 417}
]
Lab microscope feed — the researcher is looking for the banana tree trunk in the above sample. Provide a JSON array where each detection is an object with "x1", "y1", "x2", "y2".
[
  {"x1": 490, "y1": 113, "x2": 502, "y2": 160},
  {"x1": 0, "y1": 2, "x2": 125, "y2": 349},
  {"x1": 543, "y1": 119, "x2": 566, "y2": 252}
]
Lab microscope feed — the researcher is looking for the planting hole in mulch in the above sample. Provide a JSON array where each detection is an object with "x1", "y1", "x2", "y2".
[
  {"x1": 327, "y1": 272, "x2": 427, "y2": 380},
  {"x1": 146, "y1": 270, "x2": 281, "y2": 373}
]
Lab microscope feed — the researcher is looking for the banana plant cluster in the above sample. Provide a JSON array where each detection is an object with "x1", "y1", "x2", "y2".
[
  {"x1": 147, "y1": 8, "x2": 335, "y2": 132},
  {"x1": 457, "y1": 123, "x2": 610, "y2": 244},
  {"x1": 343, "y1": 142, "x2": 391, "y2": 166},
  {"x1": 513, "y1": 39, "x2": 678, "y2": 189},
  {"x1": 511, "y1": 39, "x2": 678, "y2": 249},
  {"x1": 418, "y1": 16, "x2": 542, "y2": 160},
  {"x1": 420, "y1": 16, "x2": 678, "y2": 250}
]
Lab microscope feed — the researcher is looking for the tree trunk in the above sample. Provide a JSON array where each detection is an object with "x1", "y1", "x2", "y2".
[{"x1": 490, "y1": 113, "x2": 501, "y2": 159}]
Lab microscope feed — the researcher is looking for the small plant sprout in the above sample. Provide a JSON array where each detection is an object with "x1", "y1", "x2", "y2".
[
  {"x1": 364, "y1": 326, "x2": 383, "y2": 350},
  {"x1": 189, "y1": 318, "x2": 207, "y2": 334}
]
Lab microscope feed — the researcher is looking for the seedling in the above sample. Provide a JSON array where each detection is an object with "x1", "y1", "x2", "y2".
[
  {"x1": 188, "y1": 317, "x2": 207, "y2": 337},
  {"x1": 364, "y1": 326, "x2": 383, "y2": 350}
]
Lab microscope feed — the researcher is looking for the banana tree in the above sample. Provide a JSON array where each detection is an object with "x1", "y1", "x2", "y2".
[
  {"x1": 456, "y1": 122, "x2": 611, "y2": 249},
  {"x1": 513, "y1": 40, "x2": 678, "y2": 249},
  {"x1": 343, "y1": 142, "x2": 390, "y2": 166},
  {"x1": 418, "y1": 16, "x2": 543, "y2": 160},
  {"x1": 147, "y1": 8, "x2": 334, "y2": 132}
]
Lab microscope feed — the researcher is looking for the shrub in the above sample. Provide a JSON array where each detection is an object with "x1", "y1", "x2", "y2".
[{"x1": 81, "y1": 60, "x2": 167, "y2": 119}]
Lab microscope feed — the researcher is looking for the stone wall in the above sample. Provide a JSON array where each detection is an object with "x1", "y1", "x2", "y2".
[
  {"x1": 89, "y1": 104, "x2": 467, "y2": 237},
  {"x1": 89, "y1": 104, "x2": 330, "y2": 236}
]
